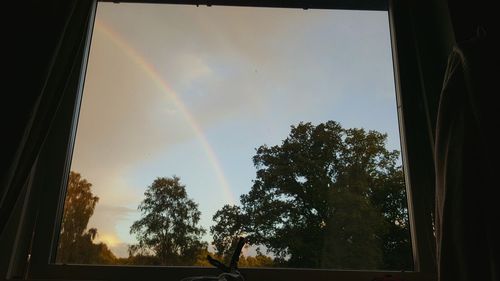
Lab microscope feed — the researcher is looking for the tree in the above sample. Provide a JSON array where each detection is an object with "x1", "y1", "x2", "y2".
[
  {"x1": 57, "y1": 171, "x2": 116, "y2": 264},
  {"x1": 129, "y1": 176, "x2": 207, "y2": 265},
  {"x1": 239, "y1": 254, "x2": 274, "y2": 267},
  {"x1": 370, "y1": 167, "x2": 413, "y2": 269},
  {"x1": 211, "y1": 205, "x2": 246, "y2": 259},
  {"x1": 211, "y1": 121, "x2": 411, "y2": 269}
]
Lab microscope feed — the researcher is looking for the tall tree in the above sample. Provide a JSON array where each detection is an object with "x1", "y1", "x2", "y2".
[
  {"x1": 57, "y1": 171, "x2": 116, "y2": 264},
  {"x1": 211, "y1": 121, "x2": 411, "y2": 269},
  {"x1": 130, "y1": 176, "x2": 206, "y2": 265}
]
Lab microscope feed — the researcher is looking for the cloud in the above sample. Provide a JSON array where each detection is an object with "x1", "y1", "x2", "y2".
[
  {"x1": 94, "y1": 233, "x2": 130, "y2": 258},
  {"x1": 88, "y1": 205, "x2": 136, "y2": 236},
  {"x1": 110, "y1": 242, "x2": 130, "y2": 258},
  {"x1": 88, "y1": 204, "x2": 136, "y2": 257}
]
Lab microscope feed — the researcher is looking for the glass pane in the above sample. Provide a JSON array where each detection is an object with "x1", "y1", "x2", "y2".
[{"x1": 56, "y1": 2, "x2": 412, "y2": 270}]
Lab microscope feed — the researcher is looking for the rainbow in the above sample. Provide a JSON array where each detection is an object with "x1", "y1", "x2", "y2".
[{"x1": 94, "y1": 19, "x2": 236, "y2": 205}]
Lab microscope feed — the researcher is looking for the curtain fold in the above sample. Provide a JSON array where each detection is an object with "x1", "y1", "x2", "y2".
[
  {"x1": 435, "y1": 34, "x2": 499, "y2": 281},
  {"x1": 0, "y1": 0, "x2": 95, "y2": 235}
]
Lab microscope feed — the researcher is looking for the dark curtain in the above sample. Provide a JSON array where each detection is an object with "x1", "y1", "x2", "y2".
[
  {"x1": 435, "y1": 33, "x2": 499, "y2": 281},
  {"x1": 0, "y1": 0, "x2": 95, "y2": 235}
]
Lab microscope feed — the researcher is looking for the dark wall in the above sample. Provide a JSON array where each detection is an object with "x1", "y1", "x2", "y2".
[
  {"x1": 448, "y1": 0, "x2": 497, "y2": 42},
  {"x1": 2, "y1": 2, "x2": 77, "y2": 184},
  {"x1": 2, "y1": 3, "x2": 90, "y2": 278}
]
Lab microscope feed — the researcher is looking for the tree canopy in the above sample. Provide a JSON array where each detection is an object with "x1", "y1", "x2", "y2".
[
  {"x1": 211, "y1": 121, "x2": 412, "y2": 269},
  {"x1": 58, "y1": 121, "x2": 411, "y2": 270},
  {"x1": 129, "y1": 176, "x2": 207, "y2": 265},
  {"x1": 57, "y1": 171, "x2": 116, "y2": 264}
]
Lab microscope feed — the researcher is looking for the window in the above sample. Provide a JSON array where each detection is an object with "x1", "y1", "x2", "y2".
[{"x1": 27, "y1": 1, "x2": 436, "y2": 280}]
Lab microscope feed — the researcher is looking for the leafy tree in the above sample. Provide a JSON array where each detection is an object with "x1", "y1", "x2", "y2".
[
  {"x1": 211, "y1": 205, "x2": 246, "y2": 259},
  {"x1": 193, "y1": 247, "x2": 214, "y2": 267},
  {"x1": 57, "y1": 171, "x2": 116, "y2": 264},
  {"x1": 192, "y1": 248, "x2": 275, "y2": 268},
  {"x1": 239, "y1": 254, "x2": 274, "y2": 267},
  {"x1": 370, "y1": 167, "x2": 413, "y2": 269},
  {"x1": 129, "y1": 176, "x2": 206, "y2": 265},
  {"x1": 211, "y1": 121, "x2": 411, "y2": 269},
  {"x1": 116, "y1": 253, "x2": 162, "y2": 265}
]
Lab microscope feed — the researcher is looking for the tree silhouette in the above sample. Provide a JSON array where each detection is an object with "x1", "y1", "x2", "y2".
[
  {"x1": 370, "y1": 167, "x2": 413, "y2": 269},
  {"x1": 129, "y1": 176, "x2": 206, "y2": 265},
  {"x1": 211, "y1": 121, "x2": 411, "y2": 269},
  {"x1": 57, "y1": 171, "x2": 116, "y2": 264},
  {"x1": 211, "y1": 205, "x2": 246, "y2": 259}
]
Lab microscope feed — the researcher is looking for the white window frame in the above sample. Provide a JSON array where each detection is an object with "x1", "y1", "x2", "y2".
[{"x1": 14, "y1": 0, "x2": 438, "y2": 280}]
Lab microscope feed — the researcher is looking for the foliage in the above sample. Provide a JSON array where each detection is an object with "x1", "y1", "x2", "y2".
[
  {"x1": 211, "y1": 121, "x2": 411, "y2": 269},
  {"x1": 211, "y1": 205, "x2": 246, "y2": 258},
  {"x1": 192, "y1": 248, "x2": 275, "y2": 268},
  {"x1": 116, "y1": 254, "x2": 162, "y2": 265},
  {"x1": 370, "y1": 168, "x2": 413, "y2": 269},
  {"x1": 238, "y1": 254, "x2": 274, "y2": 267},
  {"x1": 57, "y1": 171, "x2": 116, "y2": 264},
  {"x1": 129, "y1": 176, "x2": 206, "y2": 265}
]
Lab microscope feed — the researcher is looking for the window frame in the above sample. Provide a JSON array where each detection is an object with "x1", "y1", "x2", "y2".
[{"x1": 24, "y1": 0, "x2": 437, "y2": 280}]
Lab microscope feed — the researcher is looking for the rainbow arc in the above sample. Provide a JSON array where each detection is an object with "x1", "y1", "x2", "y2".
[{"x1": 95, "y1": 19, "x2": 236, "y2": 205}]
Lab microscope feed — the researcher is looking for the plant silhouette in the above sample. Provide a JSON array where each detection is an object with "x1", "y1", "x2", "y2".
[
  {"x1": 182, "y1": 237, "x2": 247, "y2": 281},
  {"x1": 129, "y1": 176, "x2": 206, "y2": 265},
  {"x1": 211, "y1": 121, "x2": 412, "y2": 269},
  {"x1": 57, "y1": 171, "x2": 116, "y2": 264}
]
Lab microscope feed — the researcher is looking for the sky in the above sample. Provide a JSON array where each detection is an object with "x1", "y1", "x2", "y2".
[{"x1": 69, "y1": 2, "x2": 399, "y2": 258}]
